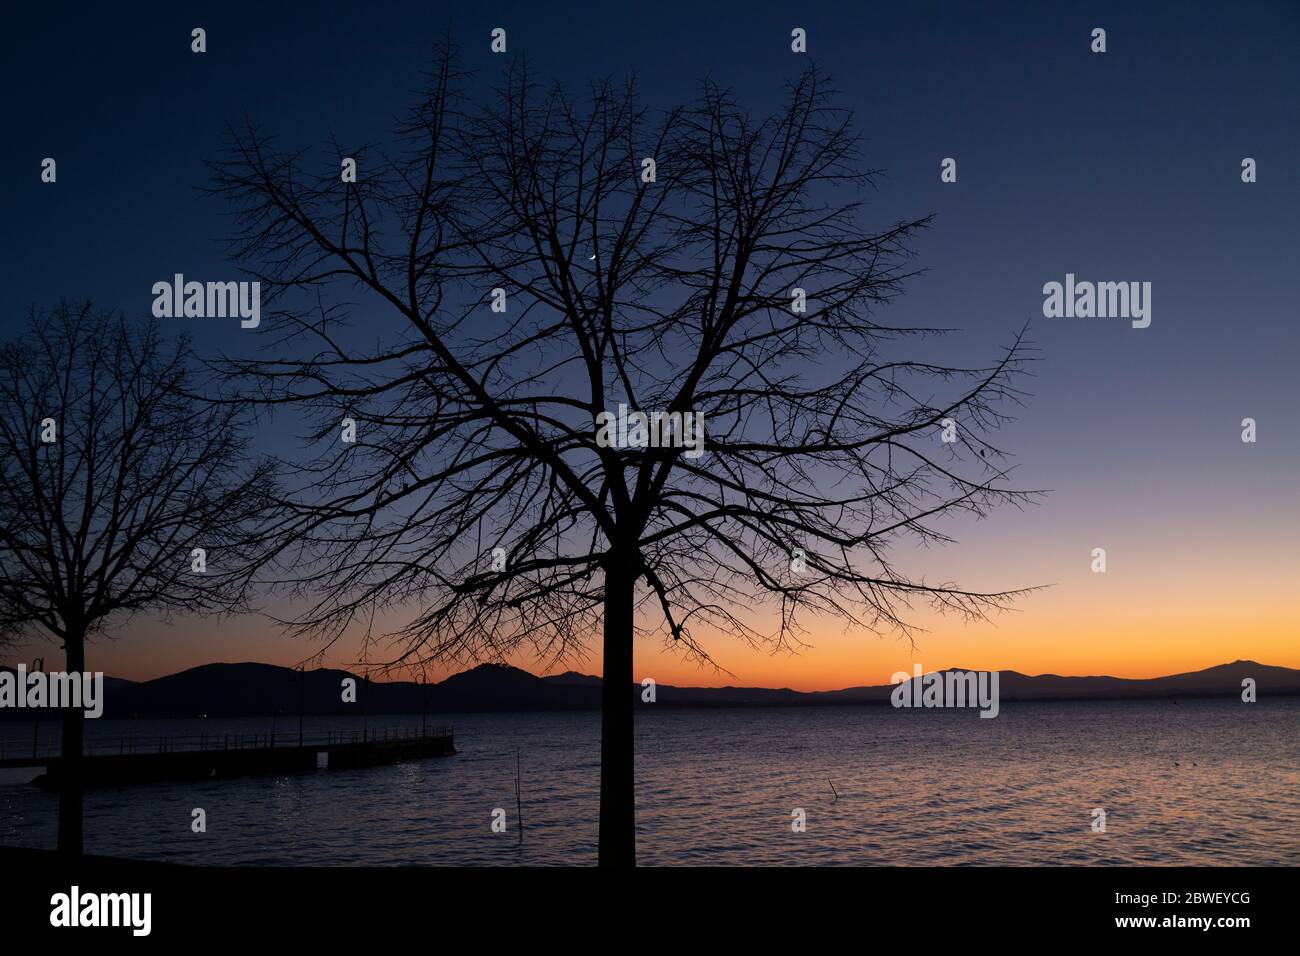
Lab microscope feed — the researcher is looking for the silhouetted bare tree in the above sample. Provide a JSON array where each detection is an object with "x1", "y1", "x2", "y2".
[
  {"x1": 213, "y1": 48, "x2": 1035, "y2": 866},
  {"x1": 0, "y1": 303, "x2": 273, "y2": 853}
]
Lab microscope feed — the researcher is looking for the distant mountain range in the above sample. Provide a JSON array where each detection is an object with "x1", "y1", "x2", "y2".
[{"x1": 2, "y1": 659, "x2": 1297, "y2": 720}]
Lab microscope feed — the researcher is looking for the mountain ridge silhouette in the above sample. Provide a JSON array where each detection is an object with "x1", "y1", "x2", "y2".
[{"x1": 3, "y1": 659, "x2": 1296, "y2": 719}]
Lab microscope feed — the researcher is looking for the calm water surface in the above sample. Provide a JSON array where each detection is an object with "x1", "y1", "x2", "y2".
[{"x1": 1, "y1": 699, "x2": 1296, "y2": 865}]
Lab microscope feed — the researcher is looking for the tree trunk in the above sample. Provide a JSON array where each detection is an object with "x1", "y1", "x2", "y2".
[
  {"x1": 57, "y1": 632, "x2": 85, "y2": 855},
  {"x1": 598, "y1": 563, "x2": 636, "y2": 867}
]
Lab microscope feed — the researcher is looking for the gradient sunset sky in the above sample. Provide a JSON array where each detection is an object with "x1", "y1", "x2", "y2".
[{"x1": 3, "y1": 1, "x2": 1297, "y2": 688}]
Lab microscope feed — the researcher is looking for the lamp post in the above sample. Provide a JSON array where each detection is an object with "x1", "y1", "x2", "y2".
[
  {"x1": 362, "y1": 668, "x2": 369, "y2": 743},
  {"x1": 30, "y1": 657, "x2": 44, "y2": 759}
]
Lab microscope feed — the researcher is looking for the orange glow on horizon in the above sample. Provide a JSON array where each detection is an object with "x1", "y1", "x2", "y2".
[
  {"x1": 13, "y1": 595, "x2": 1294, "y2": 691},
  {"x1": 9, "y1": 527, "x2": 1297, "y2": 689}
]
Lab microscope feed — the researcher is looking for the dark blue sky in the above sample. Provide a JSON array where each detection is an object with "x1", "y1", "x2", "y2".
[{"x1": 3, "y1": 1, "x2": 1297, "y2": 682}]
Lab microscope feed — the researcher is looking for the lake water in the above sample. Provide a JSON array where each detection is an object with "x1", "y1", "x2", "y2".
[{"x1": 1, "y1": 698, "x2": 1296, "y2": 865}]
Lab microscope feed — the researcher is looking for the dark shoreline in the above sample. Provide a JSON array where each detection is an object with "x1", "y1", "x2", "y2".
[
  {"x1": 3, "y1": 658, "x2": 1296, "y2": 721},
  {"x1": 3, "y1": 689, "x2": 1296, "y2": 724}
]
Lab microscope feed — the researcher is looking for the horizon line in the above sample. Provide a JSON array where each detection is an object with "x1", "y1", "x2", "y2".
[{"x1": 5, "y1": 656, "x2": 1286, "y2": 694}]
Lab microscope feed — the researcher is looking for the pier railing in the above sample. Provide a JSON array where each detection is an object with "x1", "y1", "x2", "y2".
[{"x1": 0, "y1": 724, "x2": 453, "y2": 763}]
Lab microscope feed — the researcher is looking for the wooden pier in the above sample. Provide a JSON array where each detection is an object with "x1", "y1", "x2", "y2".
[{"x1": 0, "y1": 725, "x2": 455, "y2": 788}]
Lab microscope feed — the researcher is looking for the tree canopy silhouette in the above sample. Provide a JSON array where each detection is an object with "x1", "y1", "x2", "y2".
[
  {"x1": 213, "y1": 49, "x2": 1035, "y2": 866},
  {"x1": 0, "y1": 303, "x2": 273, "y2": 853}
]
